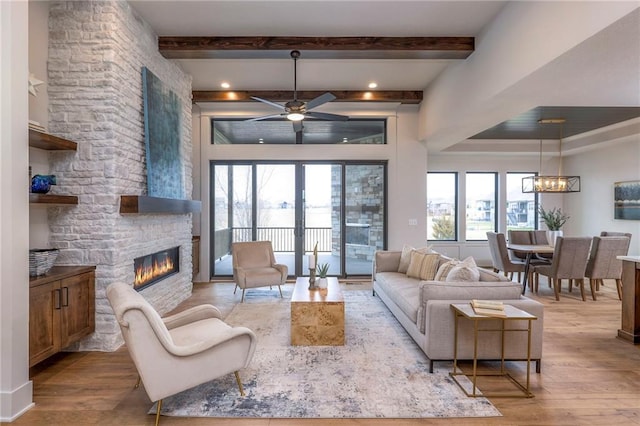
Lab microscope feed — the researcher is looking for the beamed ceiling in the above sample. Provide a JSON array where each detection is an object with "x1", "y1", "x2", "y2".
[
  {"x1": 128, "y1": 1, "x2": 640, "y2": 149},
  {"x1": 175, "y1": 36, "x2": 472, "y2": 104}
]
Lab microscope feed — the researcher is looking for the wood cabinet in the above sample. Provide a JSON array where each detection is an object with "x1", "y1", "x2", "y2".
[
  {"x1": 192, "y1": 235, "x2": 200, "y2": 277},
  {"x1": 28, "y1": 129, "x2": 78, "y2": 206},
  {"x1": 29, "y1": 266, "x2": 96, "y2": 367}
]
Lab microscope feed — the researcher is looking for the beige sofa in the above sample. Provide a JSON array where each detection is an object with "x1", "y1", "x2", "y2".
[{"x1": 373, "y1": 250, "x2": 544, "y2": 373}]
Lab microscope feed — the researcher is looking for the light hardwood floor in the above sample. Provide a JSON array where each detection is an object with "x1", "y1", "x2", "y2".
[{"x1": 13, "y1": 278, "x2": 640, "y2": 426}]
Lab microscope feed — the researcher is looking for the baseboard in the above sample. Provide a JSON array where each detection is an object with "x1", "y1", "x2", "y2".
[{"x1": 0, "y1": 379, "x2": 34, "y2": 422}]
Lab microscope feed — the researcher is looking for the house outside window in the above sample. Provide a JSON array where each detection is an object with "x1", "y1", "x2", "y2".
[
  {"x1": 465, "y1": 172, "x2": 497, "y2": 240},
  {"x1": 506, "y1": 172, "x2": 538, "y2": 231}
]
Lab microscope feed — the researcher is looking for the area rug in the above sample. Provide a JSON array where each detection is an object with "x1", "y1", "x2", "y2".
[{"x1": 153, "y1": 289, "x2": 501, "y2": 419}]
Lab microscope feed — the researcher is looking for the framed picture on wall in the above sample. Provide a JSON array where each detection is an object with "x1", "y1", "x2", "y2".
[{"x1": 614, "y1": 180, "x2": 640, "y2": 220}]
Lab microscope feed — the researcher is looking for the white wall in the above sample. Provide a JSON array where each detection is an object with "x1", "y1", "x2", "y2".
[
  {"x1": 564, "y1": 138, "x2": 640, "y2": 255},
  {"x1": 28, "y1": 1, "x2": 50, "y2": 249},
  {"x1": 1, "y1": 1, "x2": 33, "y2": 422}
]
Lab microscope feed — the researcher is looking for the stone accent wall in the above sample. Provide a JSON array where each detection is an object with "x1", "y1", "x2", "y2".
[
  {"x1": 331, "y1": 165, "x2": 385, "y2": 262},
  {"x1": 46, "y1": 0, "x2": 193, "y2": 351}
]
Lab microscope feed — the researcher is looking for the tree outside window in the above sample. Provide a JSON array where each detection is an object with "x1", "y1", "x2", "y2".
[{"x1": 427, "y1": 172, "x2": 457, "y2": 241}]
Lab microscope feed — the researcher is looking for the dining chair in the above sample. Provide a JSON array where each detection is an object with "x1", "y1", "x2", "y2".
[
  {"x1": 487, "y1": 232, "x2": 527, "y2": 281},
  {"x1": 507, "y1": 230, "x2": 532, "y2": 262},
  {"x1": 232, "y1": 240, "x2": 288, "y2": 302},
  {"x1": 600, "y1": 231, "x2": 632, "y2": 238},
  {"x1": 585, "y1": 236, "x2": 631, "y2": 300},
  {"x1": 531, "y1": 230, "x2": 554, "y2": 261},
  {"x1": 531, "y1": 236, "x2": 592, "y2": 301}
]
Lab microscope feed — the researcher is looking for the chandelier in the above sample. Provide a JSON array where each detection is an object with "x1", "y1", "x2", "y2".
[{"x1": 522, "y1": 118, "x2": 581, "y2": 193}]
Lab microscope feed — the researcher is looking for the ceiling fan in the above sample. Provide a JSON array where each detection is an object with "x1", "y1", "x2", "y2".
[{"x1": 247, "y1": 50, "x2": 349, "y2": 133}]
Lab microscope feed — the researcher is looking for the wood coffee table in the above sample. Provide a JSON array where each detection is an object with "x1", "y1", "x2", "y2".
[{"x1": 290, "y1": 276, "x2": 345, "y2": 346}]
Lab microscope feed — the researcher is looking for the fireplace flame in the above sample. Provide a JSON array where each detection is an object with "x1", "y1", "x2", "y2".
[{"x1": 134, "y1": 255, "x2": 175, "y2": 287}]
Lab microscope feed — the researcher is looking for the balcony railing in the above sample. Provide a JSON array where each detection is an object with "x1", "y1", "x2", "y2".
[{"x1": 221, "y1": 227, "x2": 332, "y2": 254}]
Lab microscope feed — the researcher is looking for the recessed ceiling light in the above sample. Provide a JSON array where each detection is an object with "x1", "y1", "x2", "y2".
[
  {"x1": 221, "y1": 82, "x2": 231, "y2": 89},
  {"x1": 258, "y1": 138, "x2": 264, "y2": 144},
  {"x1": 368, "y1": 82, "x2": 378, "y2": 89}
]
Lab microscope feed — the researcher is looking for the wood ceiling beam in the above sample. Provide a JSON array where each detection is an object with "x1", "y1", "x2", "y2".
[
  {"x1": 192, "y1": 90, "x2": 423, "y2": 104},
  {"x1": 160, "y1": 36, "x2": 474, "y2": 59}
]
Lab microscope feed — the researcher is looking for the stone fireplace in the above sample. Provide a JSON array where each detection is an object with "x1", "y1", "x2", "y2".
[{"x1": 45, "y1": 1, "x2": 195, "y2": 351}]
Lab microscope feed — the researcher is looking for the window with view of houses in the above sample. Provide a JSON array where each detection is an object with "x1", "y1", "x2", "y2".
[{"x1": 427, "y1": 171, "x2": 538, "y2": 242}]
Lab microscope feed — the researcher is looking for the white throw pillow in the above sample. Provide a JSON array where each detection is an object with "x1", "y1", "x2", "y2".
[{"x1": 445, "y1": 256, "x2": 480, "y2": 282}]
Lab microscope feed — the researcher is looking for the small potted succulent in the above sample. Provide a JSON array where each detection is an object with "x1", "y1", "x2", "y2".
[
  {"x1": 539, "y1": 206, "x2": 570, "y2": 246},
  {"x1": 317, "y1": 263, "x2": 330, "y2": 288}
]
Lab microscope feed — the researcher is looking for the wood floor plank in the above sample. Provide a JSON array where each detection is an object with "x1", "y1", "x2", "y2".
[{"x1": 12, "y1": 280, "x2": 640, "y2": 425}]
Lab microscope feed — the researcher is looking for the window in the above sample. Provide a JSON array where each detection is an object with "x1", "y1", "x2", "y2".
[
  {"x1": 427, "y1": 172, "x2": 457, "y2": 241},
  {"x1": 465, "y1": 172, "x2": 497, "y2": 240},
  {"x1": 212, "y1": 118, "x2": 386, "y2": 144},
  {"x1": 506, "y1": 172, "x2": 538, "y2": 231}
]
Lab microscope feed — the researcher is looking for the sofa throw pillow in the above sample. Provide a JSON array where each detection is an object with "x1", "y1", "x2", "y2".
[
  {"x1": 406, "y1": 252, "x2": 440, "y2": 281},
  {"x1": 445, "y1": 256, "x2": 480, "y2": 282},
  {"x1": 434, "y1": 259, "x2": 459, "y2": 281},
  {"x1": 398, "y1": 244, "x2": 433, "y2": 273}
]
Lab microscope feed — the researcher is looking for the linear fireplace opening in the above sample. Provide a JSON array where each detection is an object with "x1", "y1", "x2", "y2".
[{"x1": 134, "y1": 246, "x2": 180, "y2": 291}]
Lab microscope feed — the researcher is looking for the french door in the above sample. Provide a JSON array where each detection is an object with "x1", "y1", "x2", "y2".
[{"x1": 210, "y1": 161, "x2": 386, "y2": 278}]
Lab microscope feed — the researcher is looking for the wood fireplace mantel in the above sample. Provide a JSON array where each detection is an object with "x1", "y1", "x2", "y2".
[{"x1": 120, "y1": 195, "x2": 201, "y2": 214}]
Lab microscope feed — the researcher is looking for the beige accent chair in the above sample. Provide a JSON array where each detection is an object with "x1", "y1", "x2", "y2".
[
  {"x1": 585, "y1": 236, "x2": 631, "y2": 300},
  {"x1": 106, "y1": 282, "x2": 257, "y2": 426},
  {"x1": 486, "y1": 232, "x2": 526, "y2": 281},
  {"x1": 532, "y1": 237, "x2": 592, "y2": 301},
  {"x1": 232, "y1": 240, "x2": 288, "y2": 302}
]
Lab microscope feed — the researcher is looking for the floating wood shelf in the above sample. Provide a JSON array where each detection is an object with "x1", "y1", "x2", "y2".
[
  {"x1": 29, "y1": 129, "x2": 77, "y2": 151},
  {"x1": 120, "y1": 195, "x2": 202, "y2": 214},
  {"x1": 29, "y1": 194, "x2": 79, "y2": 205}
]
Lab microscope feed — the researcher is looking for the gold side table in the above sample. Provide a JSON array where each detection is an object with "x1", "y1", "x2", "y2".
[{"x1": 450, "y1": 303, "x2": 536, "y2": 398}]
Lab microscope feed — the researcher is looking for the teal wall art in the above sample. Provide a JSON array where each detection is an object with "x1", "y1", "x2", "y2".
[{"x1": 142, "y1": 67, "x2": 184, "y2": 199}]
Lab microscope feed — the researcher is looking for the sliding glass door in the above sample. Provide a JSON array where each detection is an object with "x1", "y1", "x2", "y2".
[{"x1": 210, "y1": 161, "x2": 386, "y2": 278}]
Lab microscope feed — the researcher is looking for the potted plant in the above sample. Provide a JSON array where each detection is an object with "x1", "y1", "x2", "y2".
[
  {"x1": 317, "y1": 263, "x2": 330, "y2": 288},
  {"x1": 539, "y1": 206, "x2": 570, "y2": 246}
]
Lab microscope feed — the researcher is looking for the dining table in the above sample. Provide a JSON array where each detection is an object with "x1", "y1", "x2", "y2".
[{"x1": 506, "y1": 243, "x2": 555, "y2": 294}]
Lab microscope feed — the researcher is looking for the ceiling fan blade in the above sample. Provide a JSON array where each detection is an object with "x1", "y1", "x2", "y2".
[
  {"x1": 293, "y1": 120, "x2": 304, "y2": 133},
  {"x1": 306, "y1": 92, "x2": 336, "y2": 110},
  {"x1": 250, "y1": 96, "x2": 285, "y2": 111},
  {"x1": 246, "y1": 113, "x2": 285, "y2": 122},
  {"x1": 306, "y1": 111, "x2": 349, "y2": 121}
]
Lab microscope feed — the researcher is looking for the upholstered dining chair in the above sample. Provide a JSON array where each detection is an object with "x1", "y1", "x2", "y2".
[
  {"x1": 600, "y1": 231, "x2": 632, "y2": 239},
  {"x1": 585, "y1": 236, "x2": 631, "y2": 300},
  {"x1": 531, "y1": 230, "x2": 554, "y2": 261},
  {"x1": 232, "y1": 240, "x2": 288, "y2": 302},
  {"x1": 106, "y1": 282, "x2": 257, "y2": 426},
  {"x1": 531, "y1": 237, "x2": 592, "y2": 301},
  {"x1": 487, "y1": 232, "x2": 526, "y2": 281},
  {"x1": 507, "y1": 230, "x2": 533, "y2": 262}
]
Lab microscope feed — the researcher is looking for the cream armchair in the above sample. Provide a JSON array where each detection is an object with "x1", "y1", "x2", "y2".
[
  {"x1": 232, "y1": 240, "x2": 288, "y2": 302},
  {"x1": 106, "y1": 282, "x2": 257, "y2": 426}
]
